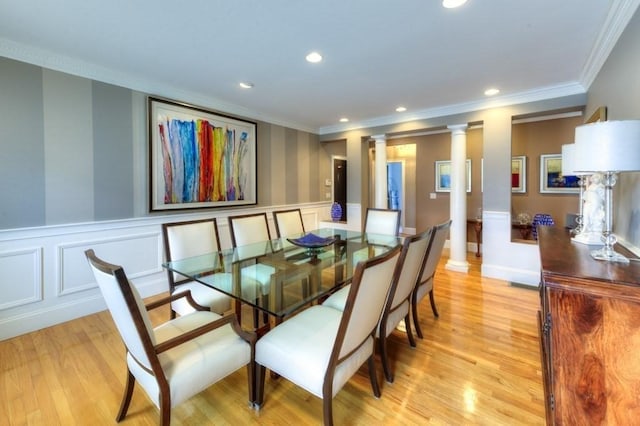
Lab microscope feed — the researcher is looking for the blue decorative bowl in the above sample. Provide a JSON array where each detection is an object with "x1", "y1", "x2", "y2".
[{"x1": 287, "y1": 233, "x2": 337, "y2": 249}]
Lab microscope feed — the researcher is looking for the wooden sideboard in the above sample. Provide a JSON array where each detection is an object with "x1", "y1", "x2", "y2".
[{"x1": 537, "y1": 226, "x2": 640, "y2": 425}]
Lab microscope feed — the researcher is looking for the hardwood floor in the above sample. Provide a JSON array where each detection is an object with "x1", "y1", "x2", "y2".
[{"x1": 0, "y1": 252, "x2": 545, "y2": 425}]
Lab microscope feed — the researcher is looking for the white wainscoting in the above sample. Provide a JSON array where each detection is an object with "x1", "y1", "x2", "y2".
[
  {"x1": 0, "y1": 202, "x2": 331, "y2": 341},
  {"x1": 0, "y1": 205, "x2": 542, "y2": 341},
  {"x1": 480, "y1": 210, "x2": 541, "y2": 287}
]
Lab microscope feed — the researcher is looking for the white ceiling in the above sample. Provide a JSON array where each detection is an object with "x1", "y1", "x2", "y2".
[{"x1": 0, "y1": 0, "x2": 638, "y2": 134}]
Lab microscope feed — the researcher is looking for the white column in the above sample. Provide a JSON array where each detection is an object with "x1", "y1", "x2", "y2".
[
  {"x1": 373, "y1": 135, "x2": 388, "y2": 209},
  {"x1": 446, "y1": 124, "x2": 470, "y2": 273}
]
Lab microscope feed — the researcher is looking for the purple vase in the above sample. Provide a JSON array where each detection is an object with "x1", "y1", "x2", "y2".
[{"x1": 331, "y1": 202, "x2": 342, "y2": 221}]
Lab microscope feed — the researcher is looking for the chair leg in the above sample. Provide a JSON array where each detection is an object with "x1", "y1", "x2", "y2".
[
  {"x1": 404, "y1": 315, "x2": 416, "y2": 348},
  {"x1": 159, "y1": 390, "x2": 170, "y2": 426},
  {"x1": 379, "y1": 335, "x2": 394, "y2": 384},
  {"x1": 411, "y1": 296, "x2": 424, "y2": 339},
  {"x1": 367, "y1": 355, "x2": 381, "y2": 398},
  {"x1": 247, "y1": 362, "x2": 256, "y2": 405},
  {"x1": 254, "y1": 364, "x2": 266, "y2": 408},
  {"x1": 429, "y1": 290, "x2": 439, "y2": 317},
  {"x1": 253, "y1": 307, "x2": 259, "y2": 329},
  {"x1": 322, "y1": 398, "x2": 335, "y2": 426},
  {"x1": 116, "y1": 370, "x2": 135, "y2": 422}
]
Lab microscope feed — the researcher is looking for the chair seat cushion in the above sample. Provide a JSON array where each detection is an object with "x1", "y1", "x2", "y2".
[
  {"x1": 128, "y1": 311, "x2": 251, "y2": 408},
  {"x1": 415, "y1": 279, "x2": 432, "y2": 303},
  {"x1": 171, "y1": 277, "x2": 232, "y2": 315},
  {"x1": 255, "y1": 305, "x2": 374, "y2": 398},
  {"x1": 241, "y1": 263, "x2": 276, "y2": 291}
]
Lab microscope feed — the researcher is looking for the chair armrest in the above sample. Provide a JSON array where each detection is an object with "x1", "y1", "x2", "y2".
[
  {"x1": 155, "y1": 313, "x2": 256, "y2": 354},
  {"x1": 145, "y1": 289, "x2": 209, "y2": 312}
]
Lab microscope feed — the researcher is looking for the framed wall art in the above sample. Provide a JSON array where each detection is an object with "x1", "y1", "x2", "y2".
[
  {"x1": 539, "y1": 154, "x2": 579, "y2": 194},
  {"x1": 148, "y1": 97, "x2": 257, "y2": 211},
  {"x1": 435, "y1": 159, "x2": 471, "y2": 193},
  {"x1": 511, "y1": 156, "x2": 527, "y2": 193}
]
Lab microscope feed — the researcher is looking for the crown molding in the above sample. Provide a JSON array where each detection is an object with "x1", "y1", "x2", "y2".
[
  {"x1": 0, "y1": 38, "x2": 316, "y2": 134},
  {"x1": 318, "y1": 82, "x2": 586, "y2": 135},
  {"x1": 580, "y1": 0, "x2": 640, "y2": 89}
]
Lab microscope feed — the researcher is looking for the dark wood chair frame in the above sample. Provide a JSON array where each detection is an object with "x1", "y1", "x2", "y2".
[
  {"x1": 85, "y1": 249, "x2": 256, "y2": 426},
  {"x1": 377, "y1": 227, "x2": 433, "y2": 383},
  {"x1": 255, "y1": 245, "x2": 403, "y2": 426},
  {"x1": 411, "y1": 219, "x2": 452, "y2": 339}
]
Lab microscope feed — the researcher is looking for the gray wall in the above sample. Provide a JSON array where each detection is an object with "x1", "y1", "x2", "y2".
[
  {"x1": 587, "y1": 7, "x2": 640, "y2": 251},
  {"x1": 0, "y1": 58, "x2": 321, "y2": 230}
]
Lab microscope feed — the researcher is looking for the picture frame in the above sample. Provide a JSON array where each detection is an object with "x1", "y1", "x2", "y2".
[
  {"x1": 511, "y1": 156, "x2": 527, "y2": 193},
  {"x1": 435, "y1": 159, "x2": 471, "y2": 193},
  {"x1": 148, "y1": 97, "x2": 257, "y2": 211},
  {"x1": 539, "y1": 154, "x2": 579, "y2": 194}
]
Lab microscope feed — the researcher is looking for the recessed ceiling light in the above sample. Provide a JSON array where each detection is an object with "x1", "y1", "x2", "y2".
[
  {"x1": 306, "y1": 52, "x2": 323, "y2": 63},
  {"x1": 239, "y1": 82, "x2": 254, "y2": 89},
  {"x1": 339, "y1": 117, "x2": 349, "y2": 123},
  {"x1": 484, "y1": 88, "x2": 500, "y2": 96},
  {"x1": 396, "y1": 106, "x2": 407, "y2": 112},
  {"x1": 442, "y1": 0, "x2": 467, "y2": 8}
]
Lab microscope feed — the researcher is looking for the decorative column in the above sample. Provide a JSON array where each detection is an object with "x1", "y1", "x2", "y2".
[
  {"x1": 446, "y1": 124, "x2": 470, "y2": 273},
  {"x1": 373, "y1": 134, "x2": 388, "y2": 209}
]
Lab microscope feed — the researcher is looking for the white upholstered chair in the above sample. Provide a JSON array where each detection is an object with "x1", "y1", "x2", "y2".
[
  {"x1": 228, "y1": 213, "x2": 277, "y2": 326},
  {"x1": 162, "y1": 218, "x2": 232, "y2": 319},
  {"x1": 323, "y1": 227, "x2": 433, "y2": 383},
  {"x1": 85, "y1": 249, "x2": 256, "y2": 426},
  {"x1": 273, "y1": 208, "x2": 305, "y2": 238},
  {"x1": 412, "y1": 219, "x2": 452, "y2": 338},
  {"x1": 254, "y1": 244, "x2": 402, "y2": 426},
  {"x1": 363, "y1": 207, "x2": 401, "y2": 236}
]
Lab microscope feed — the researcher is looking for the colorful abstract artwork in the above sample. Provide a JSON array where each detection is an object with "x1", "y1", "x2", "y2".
[{"x1": 149, "y1": 97, "x2": 257, "y2": 211}]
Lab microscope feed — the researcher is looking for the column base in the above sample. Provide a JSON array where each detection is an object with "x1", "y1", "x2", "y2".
[{"x1": 445, "y1": 259, "x2": 469, "y2": 273}]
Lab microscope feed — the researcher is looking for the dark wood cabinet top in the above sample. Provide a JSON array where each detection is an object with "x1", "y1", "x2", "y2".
[{"x1": 538, "y1": 226, "x2": 640, "y2": 299}]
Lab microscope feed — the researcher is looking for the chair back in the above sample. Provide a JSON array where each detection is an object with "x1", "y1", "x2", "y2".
[
  {"x1": 418, "y1": 220, "x2": 452, "y2": 288},
  {"x1": 85, "y1": 249, "x2": 155, "y2": 371},
  {"x1": 387, "y1": 227, "x2": 433, "y2": 312},
  {"x1": 273, "y1": 209, "x2": 305, "y2": 238},
  {"x1": 228, "y1": 212, "x2": 272, "y2": 247},
  {"x1": 162, "y1": 218, "x2": 222, "y2": 286},
  {"x1": 333, "y1": 245, "x2": 402, "y2": 361},
  {"x1": 364, "y1": 208, "x2": 401, "y2": 236}
]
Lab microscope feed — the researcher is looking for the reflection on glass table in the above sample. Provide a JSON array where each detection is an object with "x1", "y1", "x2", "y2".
[{"x1": 163, "y1": 228, "x2": 401, "y2": 328}]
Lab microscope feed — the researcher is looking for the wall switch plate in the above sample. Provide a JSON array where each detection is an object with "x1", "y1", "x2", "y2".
[
  {"x1": 325, "y1": 192, "x2": 331, "y2": 199},
  {"x1": 430, "y1": 192, "x2": 437, "y2": 199}
]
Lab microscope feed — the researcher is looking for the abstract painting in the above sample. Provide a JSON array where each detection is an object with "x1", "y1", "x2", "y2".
[{"x1": 149, "y1": 97, "x2": 257, "y2": 211}]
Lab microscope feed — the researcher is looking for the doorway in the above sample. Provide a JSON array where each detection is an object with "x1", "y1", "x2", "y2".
[
  {"x1": 332, "y1": 156, "x2": 347, "y2": 221},
  {"x1": 387, "y1": 160, "x2": 405, "y2": 229}
]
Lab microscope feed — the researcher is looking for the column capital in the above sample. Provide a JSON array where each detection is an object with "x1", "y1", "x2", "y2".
[
  {"x1": 447, "y1": 124, "x2": 468, "y2": 133},
  {"x1": 371, "y1": 134, "x2": 387, "y2": 142}
]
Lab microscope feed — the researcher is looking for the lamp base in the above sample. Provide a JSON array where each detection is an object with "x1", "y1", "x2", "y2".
[
  {"x1": 572, "y1": 232, "x2": 604, "y2": 245},
  {"x1": 590, "y1": 247, "x2": 630, "y2": 264}
]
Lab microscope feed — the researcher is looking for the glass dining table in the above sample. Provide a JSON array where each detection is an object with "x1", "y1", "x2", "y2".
[{"x1": 162, "y1": 228, "x2": 400, "y2": 329}]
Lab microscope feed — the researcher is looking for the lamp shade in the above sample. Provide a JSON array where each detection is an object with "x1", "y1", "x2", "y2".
[
  {"x1": 561, "y1": 143, "x2": 590, "y2": 176},
  {"x1": 574, "y1": 120, "x2": 640, "y2": 173}
]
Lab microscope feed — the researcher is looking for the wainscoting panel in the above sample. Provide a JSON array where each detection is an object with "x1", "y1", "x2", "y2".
[
  {"x1": 57, "y1": 232, "x2": 163, "y2": 296},
  {"x1": 0, "y1": 247, "x2": 43, "y2": 310}
]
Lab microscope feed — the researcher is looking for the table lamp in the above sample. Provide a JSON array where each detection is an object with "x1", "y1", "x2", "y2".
[{"x1": 574, "y1": 120, "x2": 640, "y2": 263}]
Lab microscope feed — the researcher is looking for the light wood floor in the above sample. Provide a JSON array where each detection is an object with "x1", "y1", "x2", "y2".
[{"x1": 0, "y1": 252, "x2": 545, "y2": 425}]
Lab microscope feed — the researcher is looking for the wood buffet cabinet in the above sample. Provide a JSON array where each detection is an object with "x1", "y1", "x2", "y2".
[{"x1": 538, "y1": 226, "x2": 640, "y2": 425}]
